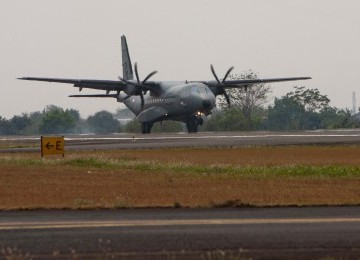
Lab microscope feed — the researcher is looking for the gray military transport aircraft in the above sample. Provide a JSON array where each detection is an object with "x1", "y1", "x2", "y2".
[{"x1": 19, "y1": 35, "x2": 311, "y2": 134}]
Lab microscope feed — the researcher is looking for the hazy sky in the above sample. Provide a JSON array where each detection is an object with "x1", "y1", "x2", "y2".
[{"x1": 1, "y1": 0, "x2": 359, "y2": 118}]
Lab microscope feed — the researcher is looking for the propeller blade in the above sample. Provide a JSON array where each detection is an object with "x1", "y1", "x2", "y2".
[
  {"x1": 140, "y1": 92, "x2": 144, "y2": 109},
  {"x1": 142, "y1": 70, "x2": 158, "y2": 84},
  {"x1": 211, "y1": 65, "x2": 233, "y2": 107},
  {"x1": 210, "y1": 64, "x2": 221, "y2": 84},
  {"x1": 222, "y1": 66, "x2": 234, "y2": 83},
  {"x1": 123, "y1": 62, "x2": 158, "y2": 99},
  {"x1": 118, "y1": 76, "x2": 137, "y2": 86},
  {"x1": 134, "y1": 63, "x2": 140, "y2": 83},
  {"x1": 223, "y1": 90, "x2": 231, "y2": 107},
  {"x1": 118, "y1": 76, "x2": 127, "y2": 83}
]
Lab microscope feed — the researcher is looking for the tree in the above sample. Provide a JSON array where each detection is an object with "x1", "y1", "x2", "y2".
[
  {"x1": 203, "y1": 108, "x2": 248, "y2": 131},
  {"x1": 0, "y1": 116, "x2": 11, "y2": 135},
  {"x1": 218, "y1": 71, "x2": 271, "y2": 129},
  {"x1": 286, "y1": 86, "x2": 330, "y2": 112},
  {"x1": 123, "y1": 119, "x2": 141, "y2": 133},
  {"x1": 114, "y1": 107, "x2": 135, "y2": 119},
  {"x1": 39, "y1": 105, "x2": 77, "y2": 134},
  {"x1": 268, "y1": 96, "x2": 303, "y2": 130},
  {"x1": 86, "y1": 111, "x2": 120, "y2": 134},
  {"x1": 319, "y1": 107, "x2": 344, "y2": 129},
  {"x1": 0, "y1": 114, "x2": 33, "y2": 135},
  {"x1": 9, "y1": 114, "x2": 32, "y2": 135},
  {"x1": 320, "y1": 107, "x2": 360, "y2": 129},
  {"x1": 268, "y1": 87, "x2": 331, "y2": 130},
  {"x1": 286, "y1": 86, "x2": 330, "y2": 130},
  {"x1": 25, "y1": 111, "x2": 44, "y2": 135}
]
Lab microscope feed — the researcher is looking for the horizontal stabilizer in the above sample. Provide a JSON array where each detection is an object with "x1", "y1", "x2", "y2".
[{"x1": 69, "y1": 94, "x2": 118, "y2": 98}]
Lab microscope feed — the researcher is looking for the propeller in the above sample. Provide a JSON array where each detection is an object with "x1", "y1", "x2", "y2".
[
  {"x1": 118, "y1": 62, "x2": 157, "y2": 109},
  {"x1": 210, "y1": 65, "x2": 234, "y2": 107}
]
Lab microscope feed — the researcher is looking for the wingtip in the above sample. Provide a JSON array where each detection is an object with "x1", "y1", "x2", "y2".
[{"x1": 18, "y1": 77, "x2": 33, "y2": 80}]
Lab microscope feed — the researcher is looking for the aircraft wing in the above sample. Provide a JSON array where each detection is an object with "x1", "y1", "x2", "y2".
[
  {"x1": 205, "y1": 77, "x2": 311, "y2": 88},
  {"x1": 18, "y1": 77, "x2": 125, "y2": 92}
]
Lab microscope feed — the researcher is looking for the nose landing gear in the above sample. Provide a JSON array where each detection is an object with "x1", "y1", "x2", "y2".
[{"x1": 186, "y1": 115, "x2": 203, "y2": 133}]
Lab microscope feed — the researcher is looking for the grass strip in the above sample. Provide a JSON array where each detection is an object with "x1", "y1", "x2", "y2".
[{"x1": 1, "y1": 157, "x2": 360, "y2": 178}]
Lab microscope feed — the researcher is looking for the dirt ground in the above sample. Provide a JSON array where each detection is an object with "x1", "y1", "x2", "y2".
[{"x1": 1, "y1": 146, "x2": 360, "y2": 209}]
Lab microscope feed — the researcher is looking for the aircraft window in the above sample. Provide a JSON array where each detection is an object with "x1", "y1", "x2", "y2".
[{"x1": 191, "y1": 87, "x2": 200, "y2": 95}]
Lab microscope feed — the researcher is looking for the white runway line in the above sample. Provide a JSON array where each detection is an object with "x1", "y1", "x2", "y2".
[
  {"x1": 1, "y1": 218, "x2": 360, "y2": 230},
  {"x1": 1, "y1": 132, "x2": 359, "y2": 142},
  {"x1": 64, "y1": 134, "x2": 360, "y2": 141}
]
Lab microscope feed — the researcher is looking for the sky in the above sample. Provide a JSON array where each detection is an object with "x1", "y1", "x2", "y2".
[{"x1": 0, "y1": 0, "x2": 359, "y2": 119}]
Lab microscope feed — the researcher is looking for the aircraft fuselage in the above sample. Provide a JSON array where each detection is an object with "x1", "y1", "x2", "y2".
[{"x1": 119, "y1": 81, "x2": 216, "y2": 122}]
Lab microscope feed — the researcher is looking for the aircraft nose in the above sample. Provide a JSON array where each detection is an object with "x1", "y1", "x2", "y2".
[{"x1": 202, "y1": 99, "x2": 212, "y2": 109}]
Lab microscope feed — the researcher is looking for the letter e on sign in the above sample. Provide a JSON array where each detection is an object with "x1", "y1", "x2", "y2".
[{"x1": 41, "y1": 136, "x2": 65, "y2": 157}]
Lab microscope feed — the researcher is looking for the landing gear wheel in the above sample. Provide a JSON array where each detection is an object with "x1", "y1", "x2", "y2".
[
  {"x1": 141, "y1": 122, "x2": 153, "y2": 134},
  {"x1": 186, "y1": 116, "x2": 198, "y2": 133}
]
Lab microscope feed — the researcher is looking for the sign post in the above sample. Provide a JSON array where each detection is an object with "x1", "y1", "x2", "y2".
[{"x1": 41, "y1": 136, "x2": 65, "y2": 157}]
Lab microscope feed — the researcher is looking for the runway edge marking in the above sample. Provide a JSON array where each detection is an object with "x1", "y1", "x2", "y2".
[{"x1": 1, "y1": 218, "x2": 360, "y2": 230}]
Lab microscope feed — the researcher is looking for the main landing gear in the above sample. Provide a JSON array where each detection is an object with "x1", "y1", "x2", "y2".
[
  {"x1": 141, "y1": 115, "x2": 203, "y2": 134},
  {"x1": 186, "y1": 115, "x2": 203, "y2": 133},
  {"x1": 141, "y1": 122, "x2": 153, "y2": 134}
]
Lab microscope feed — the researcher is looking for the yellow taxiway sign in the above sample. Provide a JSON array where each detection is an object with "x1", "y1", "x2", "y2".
[{"x1": 41, "y1": 136, "x2": 64, "y2": 157}]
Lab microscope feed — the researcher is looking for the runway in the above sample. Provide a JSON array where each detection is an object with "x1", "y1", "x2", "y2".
[
  {"x1": 1, "y1": 130, "x2": 360, "y2": 152},
  {"x1": 1, "y1": 207, "x2": 360, "y2": 258}
]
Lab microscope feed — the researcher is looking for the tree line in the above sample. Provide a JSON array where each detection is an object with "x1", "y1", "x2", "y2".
[
  {"x1": 203, "y1": 87, "x2": 359, "y2": 132},
  {"x1": 0, "y1": 105, "x2": 120, "y2": 135},
  {"x1": 1, "y1": 74, "x2": 359, "y2": 135}
]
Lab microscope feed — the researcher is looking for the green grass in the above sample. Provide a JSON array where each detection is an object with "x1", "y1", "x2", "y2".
[{"x1": 1, "y1": 156, "x2": 360, "y2": 178}]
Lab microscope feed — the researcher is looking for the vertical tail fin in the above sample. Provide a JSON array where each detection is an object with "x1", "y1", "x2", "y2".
[{"x1": 121, "y1": 35, "x2": 133, "y2": 80}]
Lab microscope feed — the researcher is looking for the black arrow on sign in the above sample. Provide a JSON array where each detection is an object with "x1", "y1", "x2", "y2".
[{"x1": 45, "y1": 142, "x2": 54, "y2": 150}]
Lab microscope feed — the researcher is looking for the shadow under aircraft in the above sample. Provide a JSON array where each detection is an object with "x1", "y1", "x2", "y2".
[{"x1": 19, "y1": 36, "x2": 311, "y2": 134}]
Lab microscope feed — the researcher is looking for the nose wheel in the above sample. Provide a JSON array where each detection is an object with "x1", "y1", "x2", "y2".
[{"x1": 186, "y1": 115, "x2": 203, "y2": 133}]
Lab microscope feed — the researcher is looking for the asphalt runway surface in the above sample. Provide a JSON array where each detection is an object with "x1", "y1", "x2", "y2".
[
  {"x1": 1, "y1": 130, "x2": 360, "y2": 152},
  {"x1": 1, "y1": 207, "x2": 360, "y2": 259}
]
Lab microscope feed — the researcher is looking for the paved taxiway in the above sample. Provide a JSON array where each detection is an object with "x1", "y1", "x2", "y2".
[
  {"x1": 1, "y1": 207, "x2": 360, "y2": 258},
  {"x1": 1, "y1": 130, "x2": 360, "y2": 152}
]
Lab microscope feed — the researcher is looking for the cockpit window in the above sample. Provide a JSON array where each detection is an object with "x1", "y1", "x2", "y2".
[{"x1": 191, "y1": 86, "x2": 200, "y2": 95}]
